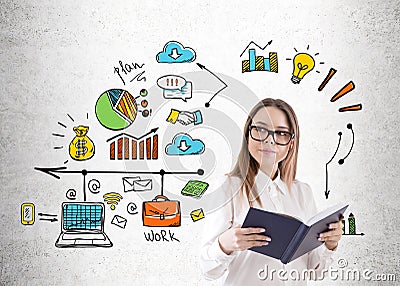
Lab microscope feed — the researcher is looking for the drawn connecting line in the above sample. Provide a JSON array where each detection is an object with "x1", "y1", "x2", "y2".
[
  {"x1": 38, "y1": 212, "x2": 58, "y2": 222},
  {"x1": 34, "y1": 166, "x2": 204, "y2": 202},
  {"x1": 196, "y1": 63, "x2": 228, "y2": 108},
  {"x1": 338, "y1": 124, "x2": 354, "y2": 165},
  {"x1": 325, "y1": 132, "x2": 342, "y2": 199},
  {"x1": 325, "y1": 123, "x2": 355, "y2": 199}
]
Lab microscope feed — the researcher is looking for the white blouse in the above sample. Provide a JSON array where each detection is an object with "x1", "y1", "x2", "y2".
[{"x1": 200, "y1": 171, "x2": 336, "y2": 285}]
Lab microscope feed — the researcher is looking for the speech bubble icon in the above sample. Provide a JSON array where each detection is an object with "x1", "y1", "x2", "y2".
[
  {"x1": 163, "y1": 81, "x2": 193, "y2": 102},
  {"x1": 157, "y1": 75, "x2": 187, "y2": 90}
]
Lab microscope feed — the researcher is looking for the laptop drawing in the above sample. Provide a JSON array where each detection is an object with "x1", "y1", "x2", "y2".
[{"x1": 55, "y1": 202, "x2": 112, "y2": 248}]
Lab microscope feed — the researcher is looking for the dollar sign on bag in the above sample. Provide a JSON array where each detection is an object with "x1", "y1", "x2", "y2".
[
  {"x1": 75, "y1": 139, "x2": 88, "y2": 156},
  {"x1": 69, "y1": 125, "x2": 95, "y2": 161}
]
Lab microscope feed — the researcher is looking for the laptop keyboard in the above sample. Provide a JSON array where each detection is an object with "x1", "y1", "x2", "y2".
[{"x1": 62, "y1": 233, "x2": 106, "y2": 240}]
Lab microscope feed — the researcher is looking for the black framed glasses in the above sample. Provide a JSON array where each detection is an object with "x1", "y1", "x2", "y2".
[{"x1": 249, "y1": 125, "x2": 294, "y2": 146}]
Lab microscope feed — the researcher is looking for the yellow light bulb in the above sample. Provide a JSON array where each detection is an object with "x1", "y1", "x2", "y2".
[{"x1": 291, "y1": 53, "x2": 315, "y2": 84}]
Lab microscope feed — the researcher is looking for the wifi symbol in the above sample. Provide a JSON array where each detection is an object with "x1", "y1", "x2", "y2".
[
  {"x1": 103, "y1": 192, "x2": 123, "y2": 210},
  {"x1": 318, "y1": 68, "x2": 362, "y2": 112}
]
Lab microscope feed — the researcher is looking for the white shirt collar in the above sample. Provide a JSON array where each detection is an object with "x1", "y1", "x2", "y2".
[
  {"x1": 252, "y1": 169, "x2": 288, "y2": 199},
  {"x1": 273, "y1": 170, "x2": 288, "y2": 195}
]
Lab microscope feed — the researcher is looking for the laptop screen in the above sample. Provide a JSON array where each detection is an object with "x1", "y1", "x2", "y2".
[{"x1": 62, "y1": 203, "x2": 103, "y2": 230}]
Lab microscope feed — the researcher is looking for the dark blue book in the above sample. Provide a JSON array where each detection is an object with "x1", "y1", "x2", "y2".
[{"x1": 242, "y1": 203, "x2": 348, "y2": 264}]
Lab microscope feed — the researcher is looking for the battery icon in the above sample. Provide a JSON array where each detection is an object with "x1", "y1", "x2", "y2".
[{"x1": 21, "y1": 203, "x2": 35, "y2": 225}]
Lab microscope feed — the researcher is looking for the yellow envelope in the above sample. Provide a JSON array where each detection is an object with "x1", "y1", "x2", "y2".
[{"x1": 190, "y1": 208, "x2": 204, "y2": 222}]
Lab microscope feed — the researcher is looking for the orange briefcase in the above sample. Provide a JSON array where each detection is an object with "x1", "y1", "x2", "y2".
[{"x1": 142, "y1": 195, "x2": 181, "y2": 227}]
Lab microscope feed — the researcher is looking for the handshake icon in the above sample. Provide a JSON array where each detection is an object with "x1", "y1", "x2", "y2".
[
  {"x1": 123, "y1": 177, "x2": 153, "y2": 192},
  {"x1": 166, "y1": 109, "x2": 203, "y2": 126}
]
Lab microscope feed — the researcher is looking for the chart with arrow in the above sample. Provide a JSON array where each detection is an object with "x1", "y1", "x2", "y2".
[
  {"x1": 240, "y1": 40, "x2": 278, "y2": 73},
  {"x1": 106, "y1": 128, "x2": 159, "y2": 160},
  {"x1": 342, "y1": 213, "x2": 365, "y2": 236}
]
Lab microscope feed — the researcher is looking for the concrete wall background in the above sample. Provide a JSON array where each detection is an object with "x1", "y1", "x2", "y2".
[{"x1": 1, "y1": 1, "x2": 399, "y2": 285}]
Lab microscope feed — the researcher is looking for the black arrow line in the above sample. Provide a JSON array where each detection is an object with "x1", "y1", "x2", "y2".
[
  {"x1": 38, "y1": 213, "x2": 57, "y2": 217},
  {"x1": 197, "y1": 63, "x2": 228, "y2": 107},
  {"x1": 106, "y1": 127, "x2": 159, "y2": 143},
  {"x1": 239, "y1": 40, "x2": 273, "y2": 57},
  {"x1": 39, "y1": 218, "x2": 58, "y2": 222},
  {"x1": 137, "y1": 127, "x2": 159, "y2": 141},
  {"x1": 325, "y1": 132, "x2": 342, "y2": 199},
  {"x1": 34, "y1": 166, "x2": 78, "y2": 179},
  {"x1": 34, "y1": 166, "x2": 203, "y2": 179},
  {"x1": 343, "y1": 233, "x2": 365, "y2": 236},
  {"x1": 338, "y1": 124, "x2": 354, "y2": 165},
  {"x1": 83, "y1": 172, "x2": 87, "y2": 202},
  {"x1": 34, "y1": 166, "x2": 204, "y2": 202}
]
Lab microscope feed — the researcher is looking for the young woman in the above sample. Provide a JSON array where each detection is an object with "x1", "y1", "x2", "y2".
[{"x1": 200, "y1": 98, "x2": 343, "y2": 285}]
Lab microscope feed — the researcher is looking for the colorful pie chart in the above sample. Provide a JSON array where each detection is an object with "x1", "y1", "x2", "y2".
[{"x1": 95, "y1": 89, "x2": 138, "y2": 130}]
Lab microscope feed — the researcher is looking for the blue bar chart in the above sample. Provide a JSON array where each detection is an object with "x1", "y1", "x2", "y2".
[{"x1": 242, "y1": 49, "x2": 278, "y2": 73}]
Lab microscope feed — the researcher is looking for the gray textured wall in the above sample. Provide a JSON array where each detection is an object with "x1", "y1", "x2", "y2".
[{"x1": 1, "y1": 0, "x2": 399, "y2": 285}]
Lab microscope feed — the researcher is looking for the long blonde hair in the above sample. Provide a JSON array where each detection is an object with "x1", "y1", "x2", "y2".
[{"x1": 228, "y1": 98, "x2": 299, "y2": 206}]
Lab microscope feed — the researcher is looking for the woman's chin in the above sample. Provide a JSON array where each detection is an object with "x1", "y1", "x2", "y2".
[{"x1": 258, "y1": 163, "x2": 275, "y2": 176}]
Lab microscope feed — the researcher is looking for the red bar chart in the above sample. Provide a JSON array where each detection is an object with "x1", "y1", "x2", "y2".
[{"x1": 107, "y1": 132, "x2": 158, "y2": 160}]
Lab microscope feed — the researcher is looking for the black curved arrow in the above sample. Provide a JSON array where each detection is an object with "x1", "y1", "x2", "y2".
[
  {"x1": 197, "y1": 63, "x2": 228, "y2": 107},
  {"x1": 325, "y1": 132, "x2": 342, "y2": 199}
]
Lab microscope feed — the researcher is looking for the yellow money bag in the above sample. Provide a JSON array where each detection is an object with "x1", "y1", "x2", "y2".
[{"x1": 69, "y1": 125, "x2": 95, "y2": 161}]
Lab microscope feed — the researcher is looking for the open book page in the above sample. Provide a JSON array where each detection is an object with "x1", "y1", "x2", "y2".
[
  {"x1": 289, "y1": 204, "x2": 349, "y2": 262},
  {"x1": 242, "y1": 208, "x2": 303, "y2": 260},
  {"x1": 273, "y1": 212, "x2": 303, "y2": 223},
  {"x1": 306, "y1": 203, "x2": 348, "y2": 226}
]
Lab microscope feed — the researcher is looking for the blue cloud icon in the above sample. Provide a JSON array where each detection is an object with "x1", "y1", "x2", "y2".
[
  {"x1": 165, "y1": 133, "x2": 204, "y2": 155},
  {"x1": 156, "y1": 41, "x2": 196, "y2": 63}
]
